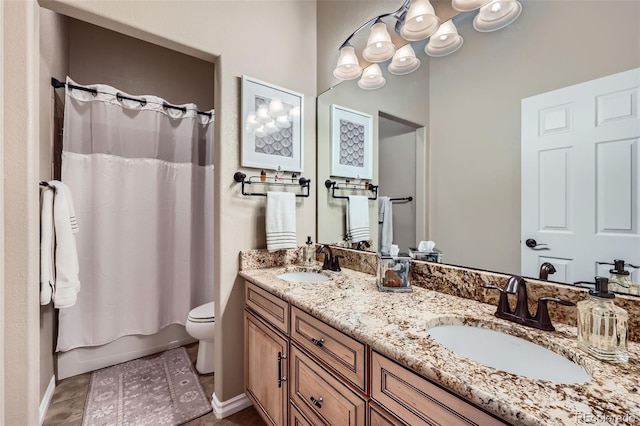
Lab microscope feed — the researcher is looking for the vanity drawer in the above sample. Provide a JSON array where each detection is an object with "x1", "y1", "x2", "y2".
[
  {"x1": 371, "y1": 352, "x2": 507, "y2": 426},
  {"x1": 290, "y1": 306, "x2": 366, "y2": 391},
  {"x1": 290, "y1": 344, "x2": 366, "y2": 426},
  {"x1": 369, "y1": 402, "x2": 407, "y2": 426},
  {"x1": 245, "y1": 281, "x2": 289, "y2": 335}
]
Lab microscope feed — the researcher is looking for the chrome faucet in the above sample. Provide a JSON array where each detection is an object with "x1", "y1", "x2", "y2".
[
  {"x1": 316, "y1": 244, "x2": 341, "y2": 272},
  {"x1": 482, "y1": 275, "x2": 575, "y2": 331}
]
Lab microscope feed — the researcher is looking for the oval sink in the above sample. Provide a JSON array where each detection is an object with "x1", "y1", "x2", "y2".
[
  {"x1": 428, "y1": 325, "x2": 590, "y2": 384},
  {"x1": 277, "y1": 271, "x2": 331, "y2": 283}
]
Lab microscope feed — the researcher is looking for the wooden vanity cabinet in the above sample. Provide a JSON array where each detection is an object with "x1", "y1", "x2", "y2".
[{"x1": 244, "y1": 279, "x2": 510, "y2": 426}]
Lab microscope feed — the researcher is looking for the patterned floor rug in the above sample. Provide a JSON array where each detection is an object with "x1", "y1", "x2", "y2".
[{"x1": 82, "y1": 347, "x2": 212, "y2": 426}]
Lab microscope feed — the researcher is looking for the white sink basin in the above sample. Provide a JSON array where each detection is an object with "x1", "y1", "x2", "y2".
[
  {"x1": 428, "y1": 325, "x2": 590, "y2": 384},
  {"x1": 277, "y1": 271, "x2": 331, "y2": 283}
]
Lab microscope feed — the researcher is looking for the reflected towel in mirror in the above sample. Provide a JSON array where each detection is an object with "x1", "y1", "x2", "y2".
[
  {"x1": 378, "y1": 196, "x2": 393, "y2": 254},
  {"x1": 347, "y1": 195, "x2": 370, "y2": 242}
]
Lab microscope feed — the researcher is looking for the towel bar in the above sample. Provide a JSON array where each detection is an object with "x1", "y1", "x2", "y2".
[
  {"x1": 234, "y1": 171, "x2": 311, "y2": 197},
  {"x1": 324, "y1": 179, "x2": 378, "y2": 200}
]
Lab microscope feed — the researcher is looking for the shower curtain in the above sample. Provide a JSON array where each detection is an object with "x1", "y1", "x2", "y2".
[{"x1": 56, "y1": 77, "x2": 214, "y2": 352}]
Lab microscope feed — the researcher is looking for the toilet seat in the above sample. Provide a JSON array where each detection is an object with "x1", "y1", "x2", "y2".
[{"x1": 188, "y1": 302, "x2": 215, "y2": 323}]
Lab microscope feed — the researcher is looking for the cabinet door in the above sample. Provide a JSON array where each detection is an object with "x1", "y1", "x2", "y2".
[{"x1": 245, "y1": 311, "x2": 288, "y2": 426}]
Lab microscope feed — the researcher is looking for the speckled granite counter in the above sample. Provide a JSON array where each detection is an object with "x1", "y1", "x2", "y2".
[{"x1": 239, "y1": 264, "x2": 640, "y2": 426}]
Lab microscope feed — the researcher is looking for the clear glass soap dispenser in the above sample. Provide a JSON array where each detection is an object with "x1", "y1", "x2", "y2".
[
  {"x1": 304, "y1": 236, "x2": 314, "y2": 267},
  {"x1": 577, "y1": 277, "x2": 628, "y2": 363},
  {"x1": 608, "y1": 259, "x2": 638, "y2": 296}
]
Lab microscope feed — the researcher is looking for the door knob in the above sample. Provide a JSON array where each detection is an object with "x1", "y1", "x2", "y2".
[{"x1": 525, "y1": 239, "x2": 549, "y2": 250}]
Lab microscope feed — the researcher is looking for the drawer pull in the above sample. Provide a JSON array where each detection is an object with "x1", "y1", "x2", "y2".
[
  {"x1": 310, "y1": 396, "x2": 323, "y2": 408},
  {"x1": 311, "y1": 338, "x2": 325, "y2": 347},
  {"x1": 277, "y1": 352, "x2": 287, "y2": 388}
]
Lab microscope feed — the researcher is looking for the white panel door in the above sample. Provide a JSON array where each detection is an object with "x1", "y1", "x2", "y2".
[{"x1": 522, "y1": 68, "x2": 640, "y2": 285}]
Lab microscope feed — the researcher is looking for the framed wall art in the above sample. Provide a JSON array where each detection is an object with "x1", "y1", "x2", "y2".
[
  {"x1": 241, "y1": 75, "x2": 304, "y2": 172},
  {"x1": 330, "y1": 104, "x2": 373, "y2": 179}
]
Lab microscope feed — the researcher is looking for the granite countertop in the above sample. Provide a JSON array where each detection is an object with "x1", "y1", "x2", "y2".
[{"x1": 239, "y1": 264, "x2": 640, "y2": 426}]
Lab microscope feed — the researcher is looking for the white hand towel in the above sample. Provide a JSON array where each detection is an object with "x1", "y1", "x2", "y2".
[
  {"x1": 48, "y1": 181, "x2": 81, "y2": 308},
  {"x1": 266, "y1": 191, "x2": 297, "y2": 251},
  {"x1": 40, "y1": 186, "x2": 55, "y2": 305},
  {"x1": 347, "y1": 195, "x2": 370, "y2": 242},
  {"x1": 378, "y1": 196, "x2": 393, "y2": 255}
]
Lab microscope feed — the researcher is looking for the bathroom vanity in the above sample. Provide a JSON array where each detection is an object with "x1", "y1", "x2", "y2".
[{"x1": 240, "y1": 259, "x2": 640, "y2": 426}]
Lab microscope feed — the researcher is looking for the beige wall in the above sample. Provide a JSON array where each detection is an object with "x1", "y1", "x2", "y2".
[
  {"x1": 39, "y1": 0, "x2": 317, "y2": 408},
  {"x1": 2, "y1": 0, "x2": 41, "y2": 424},
  {"x1": 38, "y1": 8, "x2": 69, "y2": 401},
  {"x1": 429, "y1": 1, "x2": 640, "y2": 274},
  {"x1": 379, "y1": 116, "x2": 417, "y2": 252},
  {"x1": 68, "y1": 19, "x2": 214, "y2": 110}
]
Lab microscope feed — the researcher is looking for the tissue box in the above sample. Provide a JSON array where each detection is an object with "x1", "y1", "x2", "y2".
[
  {"x1": 377, "y1": 253, "x2": 412, "y2": 293},
  {"x1": 408, "y1": 248, "x2": 443, "y2": 263}
]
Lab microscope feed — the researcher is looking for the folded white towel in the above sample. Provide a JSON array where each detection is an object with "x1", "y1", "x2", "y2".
[
  {"x1": 378, "y1": 196, "x2": 393, "y2": 254},
  {"x1": 347, "y1": 195, "x2": 370, "y2": 243},
  {"x1": 266, "y1": 191, "x2": 297, "y2": 251},
  {"x1": 48, "y1": 181, "x2": 81, "y2": 308},
  {"x1": 40, "y1": 186, "x2": 55, "y2": 305}
]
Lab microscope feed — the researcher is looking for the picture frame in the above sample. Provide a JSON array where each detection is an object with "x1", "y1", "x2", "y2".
[
  {"x1": 241, "y1": 75, "x2": 304, "y2": 172},
  {"x1": 330, "y1": 104, "x2": 373, "y2": 179}
]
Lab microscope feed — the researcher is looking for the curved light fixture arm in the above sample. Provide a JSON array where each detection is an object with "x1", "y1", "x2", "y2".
[{"x1": 338, "y1": 0, "x2": 410, "y2": 49}]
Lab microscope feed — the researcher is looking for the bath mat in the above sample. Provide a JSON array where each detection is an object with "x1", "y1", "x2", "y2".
[{"x1": 82, "y1": 346, "x2": 212, "y2": 426}]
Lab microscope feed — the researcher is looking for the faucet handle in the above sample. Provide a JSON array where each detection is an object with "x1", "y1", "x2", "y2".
[
  {"x1": 481, "y1": 284, "x2": 504, "y2": 292},
  {"x1": 535, "y1": 297, "x2": 576, "y2": 331},
  {"x1": 331, "y1": 255, "x2": 343, "y2": 272}
]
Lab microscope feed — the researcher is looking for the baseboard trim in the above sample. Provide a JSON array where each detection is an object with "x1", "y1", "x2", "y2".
[
  {"x1": 211, "y1": 392, "x2": 252, "y2": 419},
  {"x1": 39, "y1": 375, "x2": 56, "y2": 425}
]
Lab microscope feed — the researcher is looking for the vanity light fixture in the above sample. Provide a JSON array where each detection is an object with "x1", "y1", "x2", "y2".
[
  {"x1": 332, "y1": 0, "x2": 523, "y2": 90},
  {"x1": 388, "y1": 44, "x2": 421, "y2": 75},
  {"x1": 358, "y1": 64, "x2": 386, "y2": 90},
  {"x1": 473, "y1": 0, "x2": 523, "y2": 32},
  {"x1": 333, "y1": 44, "x2": 363, "y2": 80},
  {"x1": 399, "y1": 0, "x2": 440, "y2": 41},
  {"x1": 451, "y1": 0, "x2": 493, "y2": 12},
  {"x1": 363, "y1": 19, "x2": 396, "y2": 63},
  {"x1": 425, "y1": 20, "x2": 464, "y2": 57}
]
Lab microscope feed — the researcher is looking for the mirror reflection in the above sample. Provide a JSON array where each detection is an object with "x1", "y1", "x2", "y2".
[{"x1": 316, "y1": 0, "x2": 640, "y2": 294}]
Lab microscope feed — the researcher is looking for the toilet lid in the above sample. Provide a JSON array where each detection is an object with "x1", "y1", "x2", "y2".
[{"x1": 188, "y1": 302, "x2": 215, "y2": 321}]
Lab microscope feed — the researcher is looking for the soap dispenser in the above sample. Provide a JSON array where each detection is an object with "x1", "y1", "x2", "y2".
[
  {"x1": 577, "y1": 277, "x2": 628, "y2": 363},
  {"x1": 304, "y1": 236, "x2": 314, "y2": 267},
  {"x1": 608, "y1": 259, "x2": 637, "y2": 295}
]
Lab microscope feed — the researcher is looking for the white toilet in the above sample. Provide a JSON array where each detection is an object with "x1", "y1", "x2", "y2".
[{"x1": 185, "y1": 302, "x2": 215, "y2": 374}]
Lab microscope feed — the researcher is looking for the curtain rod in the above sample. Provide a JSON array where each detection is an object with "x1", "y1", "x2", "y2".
[{"x1": 51, "y1": 77, "x2": 213, "y2": 119}]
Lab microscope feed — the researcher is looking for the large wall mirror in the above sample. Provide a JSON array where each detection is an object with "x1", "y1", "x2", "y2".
[{"x1": 316, "y1": 0, "x2": 640, "y2": 291}]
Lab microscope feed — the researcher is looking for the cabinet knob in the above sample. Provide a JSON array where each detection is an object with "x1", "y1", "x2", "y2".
[
  {"x1": 310, "y1": 396, "x2": 323, "y2": 408},
  {"x1": 311, "y1": 338, "x2": 325, "y2": 348}
]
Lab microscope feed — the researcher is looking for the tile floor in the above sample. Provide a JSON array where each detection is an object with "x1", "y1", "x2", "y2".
[{"x1": 43, "y1": 343, "x2": 265, "y2": 425}]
